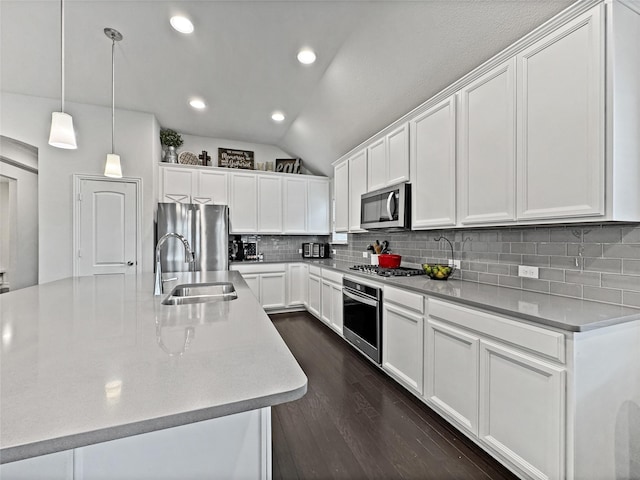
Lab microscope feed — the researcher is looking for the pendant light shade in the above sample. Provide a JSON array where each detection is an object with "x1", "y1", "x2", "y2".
[
  {"x1": 104, "y1": 27, "x2": 123, "y2": 178},
  {"x1": 104, "y1": 153, "x2": 122, "y2": 178},
  {"x1": 49, "y1": 0, "x2": 78, "y2": 149},
  {"x1": 48, "y1": 112, "x2": 77, "y2": 149}
]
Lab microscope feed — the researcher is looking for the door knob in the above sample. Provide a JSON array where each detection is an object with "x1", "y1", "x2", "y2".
[{"x1": 127, "y1": 261, "x2": 134, "y2": 266}]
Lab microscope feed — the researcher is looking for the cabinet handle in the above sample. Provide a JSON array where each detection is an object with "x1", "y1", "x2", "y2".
[{"x1": 127, "y1": 261, "x2": 134, "y2": 266}]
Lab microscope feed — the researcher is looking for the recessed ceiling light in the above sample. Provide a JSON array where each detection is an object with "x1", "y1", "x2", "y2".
[
  {"x1": 170, "y1": 16, "x2": 194, "y2": 34},
  {"x1": 271, "y1": 112, "x2": 285, "y2": 122},
  {"x1": 189, "y1": 99, "x2": 206, "y2": 110},
  {"x1": 297, "y1": 48, "x2": 316, "y2": 65}
]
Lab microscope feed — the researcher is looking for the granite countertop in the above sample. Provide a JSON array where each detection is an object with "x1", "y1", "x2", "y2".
[
  {"x1": 233, "y1": 258, "x2": 640, "y2": 332},
  {"x1": 0, "y1": 271, "x2": 307, "y2": 463}
]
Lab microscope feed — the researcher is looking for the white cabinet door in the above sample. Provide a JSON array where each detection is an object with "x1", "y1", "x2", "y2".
[
  {"x1": 410, "y1": 96, "x2": 457, "y2": 228},
  {"x1": 287, "y1": 263, "x2": 308, "y2": 306},
  {"x1": 382, "y1": 303, "x2": 424, "y2": 395},
  {"x1": 425, "y1": 319, "x2": 480, "y2": 436},
  {"x1": 479, "y1": 340, "x2": 565, "y2": 480},
  {"x1": 196, "y1": 170, "x2": 228, "y2": 205},
  {"x1": 229, "y1": 173, "x2": 258, "y2": 233},
  {"x1": 283, "y1": 177, "x2": 307, "y2": 234},
  {"x1": 386, "y1": 123, "x2": 410, "y2": 186},
  {"x1": 242, "y1": 273, "x2": 261, "y2": 301},
  {"x1": 307, "y1": 274, "x2": 321, "y2": 319},
  {"x1": 0, "y1": 451, "x2": 73, "y2": 480},
  {"x1": 458, "y1": 59, "x2": 516, "y2": 225},
  {"x1": 367, "y1": 137, "x2": 387, "y2": 192},
  {"x1": 307, "y1": 178, "x2": 330, "y2": 234},
  {"x1": 334, "y1": 161, "x2": 349, "y2": 233},
  {"x1": 517, "y1": 5, "x2": 604, "y2": 220},
  {"x1": 321, "y1": 280, "x2": 333, "y2": 326},
  {"x1": 330, "y1": 282, "x2": 343, "y2": 335},
  {"x1": 258, "y1": 175, "x2": 283, "y2": 233},
  {"x1": 348, "y1": 150, "x2": 368, "y2": 232},
  {"x1": 260, "y1": 272, "x2": 286, "y2": 309},
  {"x1": 161, "y1": 167, "x2": 193, "y2": 204}
]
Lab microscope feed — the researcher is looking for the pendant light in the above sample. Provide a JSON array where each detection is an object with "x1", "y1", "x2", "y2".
[
  {"x1": 104, "y1": 27, "x2": 123, "y2": 178},
  {"x1": 48, "y1": 0, "x2": 78, "y2": 149}
]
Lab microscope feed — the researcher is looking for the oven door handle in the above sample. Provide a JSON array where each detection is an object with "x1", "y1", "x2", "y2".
[{"x1": 343, "y1": 288, "x2": 378, "y2": 308}]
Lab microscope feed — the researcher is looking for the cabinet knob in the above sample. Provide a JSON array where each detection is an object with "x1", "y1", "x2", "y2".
[{"x1": 127, "y1": 261, "x2": 134, "y2": 266}]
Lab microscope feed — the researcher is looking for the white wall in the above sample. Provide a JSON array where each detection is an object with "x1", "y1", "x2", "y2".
[{"x1": 0, "y1": 92, "x2": 159, "y2": 283}]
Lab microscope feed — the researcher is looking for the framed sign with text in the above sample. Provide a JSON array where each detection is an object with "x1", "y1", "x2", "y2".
[
  {"x1": 218, "y1": 148, "x2": 255, "y2": 169},
  {"x1": 275, "y1": 158, "x2": 302, "y2": 174}
]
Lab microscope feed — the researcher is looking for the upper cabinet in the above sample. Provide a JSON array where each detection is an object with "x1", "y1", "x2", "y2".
[
  {"x1": 458, "y1": 59, "x2": 516, "y2": 225},
  {"x1": 410, "y1": 96, "x2": 457, "y2": 229},
  {"x1": 366, "y1": 123, "x2": 410, "y2": 193},
  {"x1": 333, "y1": 1, "x2": 640, "y2": 230},
  {"x1": 334, "y1": 160, "x2": 349, "y2": 233},
  {"x1": 517, "y1": 5, "x2": 605, "y2": 221},
  {"x1": 348, "y1": 150, "x2": 368, "y2": 233},
  {"x1": 160, "y1": 164, "x2": 330, "y2": 235}
]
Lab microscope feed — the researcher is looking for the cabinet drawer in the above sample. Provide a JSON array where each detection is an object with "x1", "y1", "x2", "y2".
[
  {"x1": 231, "y1": 263, "x2": 286, "y2": 274},
  {"x1": 308, "y1": 265, "x2": 322, "y2": 277},
  {"x1": 321, "y1": 268, "x2": 343, "y2": 284},
  {"x1": 429, "y1": 299, "x2": 565, "y2": 363},
  {"x1": 385, "y1": 286, "x2": 424, "y2": 314}
]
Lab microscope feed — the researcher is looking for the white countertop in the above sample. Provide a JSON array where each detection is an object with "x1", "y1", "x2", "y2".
[{"x1": 0, "y1": 271, "x2": 307, "y2": 463}]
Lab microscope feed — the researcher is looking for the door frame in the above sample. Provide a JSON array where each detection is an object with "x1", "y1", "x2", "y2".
[{"x1": 72, "y1": 174, "x2": 143, "y2": 276}]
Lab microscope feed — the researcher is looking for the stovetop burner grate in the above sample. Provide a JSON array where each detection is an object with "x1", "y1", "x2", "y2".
[{"x1": 349, "y1": 264, "x2": 425, "y2": 277}]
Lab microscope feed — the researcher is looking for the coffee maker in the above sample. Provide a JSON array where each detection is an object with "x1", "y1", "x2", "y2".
[{"x1": 229, "y1": 235, "x2": 244, "y2": 261}]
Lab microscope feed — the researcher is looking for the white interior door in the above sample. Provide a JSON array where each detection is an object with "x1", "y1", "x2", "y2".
[{"x1": 76, "y1": 178, "x2": 138, "y2": 276}]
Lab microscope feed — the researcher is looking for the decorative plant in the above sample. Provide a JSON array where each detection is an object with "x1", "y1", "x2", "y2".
[{"x1": 159, "y1": 128, "x2": 183, "y2": 148}]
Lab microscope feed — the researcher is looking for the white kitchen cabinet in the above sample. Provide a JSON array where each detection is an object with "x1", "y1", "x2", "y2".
[
  {"x1": 386, "y1": 123, "x2": 410, "y2": 186},
  {"x1": 320, "y1": 269, "x2": 343, "y2": 335},
  {"x1": 231, "y1": 263, "x2": 286, "y2": 310},
  {"x1": 479, "y1": 340, "x2": 565, "y2": 480},
  {"x1": 257, "y1": 175, "x2": 282, "y2": 233},
  {"x1": 229, "y1": 172, "x2": 258, "y2": 233},
  {"x1": 382, "y1": 287, "x2": 424, "y2": 395},
  {"x1": 160, "y1": 166, "x2": 194, "y2": 204},
  {"x1": 0, "y1": 451, "x2": 73, "y2": 480},
  {"x1": 283, "y1": 177, "x2": 307, "y2": 234},
  {"x1": 425, "y1": 319, "x2": 480, "y2": 436},
  {"x1": 307, "y1": 266, "x2": 322, "y2": 319},
  {"x1": 410, "y1": 96, "x2": 457, "y2": 228},
  {"x1": 196, "y1": 169, "x2": 228, "y2": 205},
  {"x1": 517, "y1": 5, "x2": 604, "y2": 221},
  {"x1": 348, "y1": 149, "x2": 367, "y2": 233},
  {"x1": 333, "y1": 160, "x2": 349, "y2": 233},
  {"x1": 287, "y1": 263, "x2": 308, "y2": 307},
  {"x1": 306, "y1": 178, "x2": 330, "y2": 234},
  {"x1": 366, "y1": 137, "x2": 386, "y2": 192},
  {"x1": 458, "y1": 59, "x2": 516, "y2": 225}
]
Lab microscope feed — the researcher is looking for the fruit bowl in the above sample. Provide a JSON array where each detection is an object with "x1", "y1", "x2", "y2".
[{"x1": 422, "y1": 263, "x2": 455, "y2": 280}]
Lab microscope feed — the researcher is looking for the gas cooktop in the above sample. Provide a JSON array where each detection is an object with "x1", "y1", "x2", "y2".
[{"x1": 349, "y1": 264, "x2": 425, "y2": 277}]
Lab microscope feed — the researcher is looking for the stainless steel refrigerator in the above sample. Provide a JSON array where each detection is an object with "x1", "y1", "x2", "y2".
[{"x1": 156, "y1": 203, "x2": 229, "y2": 272}]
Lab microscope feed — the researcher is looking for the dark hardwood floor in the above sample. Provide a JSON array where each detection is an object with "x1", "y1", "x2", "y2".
[{"x1": 270, "y1": 311, "x2": 519, "y2": 480}]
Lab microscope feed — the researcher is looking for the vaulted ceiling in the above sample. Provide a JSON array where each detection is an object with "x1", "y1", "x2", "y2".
[{"x1": 1, "y1": 0, "x2": 572, "y2": 176}]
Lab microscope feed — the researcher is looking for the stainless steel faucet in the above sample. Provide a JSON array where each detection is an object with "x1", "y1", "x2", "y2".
[{"x1": 154, "y1": 233, "x2": 195, "y2": 295}]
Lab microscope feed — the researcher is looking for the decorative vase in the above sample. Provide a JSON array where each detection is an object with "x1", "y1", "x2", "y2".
[{"x1": 165, "y1": 146, "x2": 178, "y2": 163}]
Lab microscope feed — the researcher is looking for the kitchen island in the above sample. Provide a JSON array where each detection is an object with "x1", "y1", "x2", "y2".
[{"x1": 0, "y1": 271, "x2": 307, "y2": 479}]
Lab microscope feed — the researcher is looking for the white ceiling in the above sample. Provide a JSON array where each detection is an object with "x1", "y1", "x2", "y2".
[{"x1": 1, "y1": 0, "x2": 573, "y2": 176}]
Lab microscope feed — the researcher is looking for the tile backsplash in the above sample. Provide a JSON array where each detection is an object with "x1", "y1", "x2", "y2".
[
  {"x1": 332, "y1": 224, "x2": 640, "y2": 309},
  {"x1": 239, "y1": 234, "x2": 330, "y2": 262}
]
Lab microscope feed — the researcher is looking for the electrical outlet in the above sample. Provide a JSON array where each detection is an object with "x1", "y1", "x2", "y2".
[
  {"x1": 332, "y1": 249, "x2": 337, "y2": 255},
  {"x1": 362, "y1": 251, "x2": 368, "y2": 258},
  {"x1": 298, "y1": 248, "x2": 302, "y2": 254},
  {"x1": 451, "y1": 260, "x2": 461, "y2": 269},
  {"x1": 518, "y1": 265, "x2": 539, "y2": 279}
]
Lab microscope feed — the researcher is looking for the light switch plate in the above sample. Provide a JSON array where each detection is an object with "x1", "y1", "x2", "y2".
[
  {"x1": 362, "y1": 251, "x2": 368, "y2": 258},
  {"x1": 298, "y1": 248, "x2": 302, "y2": 254}
]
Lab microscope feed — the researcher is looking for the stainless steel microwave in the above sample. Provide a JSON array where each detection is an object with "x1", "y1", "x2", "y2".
[{"x1": 360, "y1": 183, "x2": 411, "y2": 230}]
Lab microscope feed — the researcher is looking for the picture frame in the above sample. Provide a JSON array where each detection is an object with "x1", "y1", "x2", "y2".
[
  {"x1": 218, "y1": 148, "x2": 255, "y2": 170},
  {"x1": 275, "y1": 158, "x2": 302, "y2": 174}
]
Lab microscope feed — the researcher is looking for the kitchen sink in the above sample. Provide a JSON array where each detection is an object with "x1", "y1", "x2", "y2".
[{"x1": 161, "y1": 282, "x2": 237, "y2": 306}]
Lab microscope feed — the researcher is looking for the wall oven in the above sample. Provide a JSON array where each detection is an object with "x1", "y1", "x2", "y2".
[{"x1": 342, "y1": 277, "x2": 383, "y2": 364}]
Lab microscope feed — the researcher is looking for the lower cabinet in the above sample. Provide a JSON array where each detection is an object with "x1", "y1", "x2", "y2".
[
  {"x1": 287, "y1": 263, "x2": 308, "y2": 307},
  {"x1": 320, "y1": 269, "x2": 343, "y2": 335},
  {"x1": 1, "y1": 409, "x2": 272, "y2": 480},
  {"x1": 230, "y1": 264, "x2": 286, "y2": 310},
  {"x1": 382, "y1": 287, "x2": 425, "y2": 395},
  {"x1": 307, "y1": 267, "x2": 321, "y2": 318}
]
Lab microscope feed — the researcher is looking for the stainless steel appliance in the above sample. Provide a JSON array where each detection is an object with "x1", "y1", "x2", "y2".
[
  {"x1": 342, "y1": 277, "x2": 383, "y2": 364},
  {"x1": 302, "y1": 242, "x2": 330, "y2": 258},
  {"x1": 360, "y1": 182, "x2": 411, "y2": 231},
  {"x1": 156, "y1": 203, "x2": 229, "y2": 272},
  {"x1": 349, "y1": 264, "x2": 425, "y2": 277}
]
